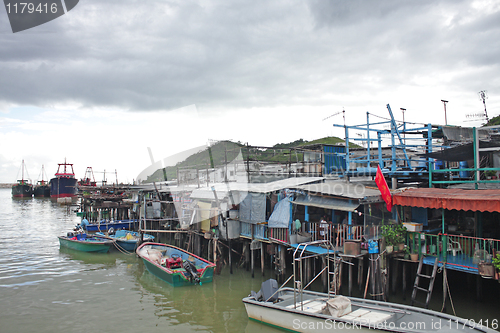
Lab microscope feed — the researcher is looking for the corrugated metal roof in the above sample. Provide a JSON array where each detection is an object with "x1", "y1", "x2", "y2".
[
  {"x1": 189, "y1": 177, "x2": 324, "y2": 200},
  {"x1": 293, "y1": 195, "x2": 359, "y2": 212},
  {"x1": 393, "y1": 188, "x2": 500, "y2": 212},
  {"x1": 292, "y1": 181, "x2": 382, "y2": 200}
]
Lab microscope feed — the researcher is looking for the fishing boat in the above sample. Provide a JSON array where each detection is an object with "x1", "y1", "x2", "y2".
[
  {"x1": 58, "y1": 232, "x2": 114, "y2": 253},
  {"x1": 34, "y1": 165, "x2": 50, "y2": 197},
  {"x1": 50, "y1": 159, "x2": 78, "y2": 198},
  {"x1": 136, "y1": 242, "x2": 216, "y2": 287},
  {"x1": 78, "y1": 167, "x2": 97, "y2": 187},
  {"x1": 96, "y1": 230, "x2": 154, "y2": 252},
  {"x1": 243, "y1": 241, "x2": 497, "y2": 333},
  {"x1": 81, "y1": 219, "x2": 139, "y2": 232},
  {"x1": 11, "y1": 160, "x2": 33, "y2": 198}
]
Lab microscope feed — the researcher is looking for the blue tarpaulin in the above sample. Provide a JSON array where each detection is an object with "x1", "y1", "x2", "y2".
[{"x1": 268, "y1": 197, "x2": 291, "y2": 228}]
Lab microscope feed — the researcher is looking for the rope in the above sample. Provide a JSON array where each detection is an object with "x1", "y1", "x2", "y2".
[
  {"x1": 440, "y1": 268, "x2": 457, "y2": 316},
  {"x1": 111, "y1": 240, "x2": 136, "y2": 255}
]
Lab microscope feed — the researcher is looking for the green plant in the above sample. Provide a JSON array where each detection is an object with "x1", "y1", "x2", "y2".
[
  {"x1": 486, "y1": 170, "x2": 497, "y2": 177},
  {"x1": 493, "y1": 253, "x2": 500, "y2": 271},
  {"x1": 381, "y1": 224, "x2": 406, "y2": 247}
]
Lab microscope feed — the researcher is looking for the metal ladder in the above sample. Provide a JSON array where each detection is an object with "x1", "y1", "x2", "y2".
[{"x1": 411, "y1": 255, "x2": 439, "y2": 308}]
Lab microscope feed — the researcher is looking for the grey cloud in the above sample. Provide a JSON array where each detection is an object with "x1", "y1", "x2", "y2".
[{"x1": 0, "y1": 0, "x2": 498, "y2": 112}]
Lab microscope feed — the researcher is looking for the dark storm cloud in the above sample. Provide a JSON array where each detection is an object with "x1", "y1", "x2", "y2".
[{"x1": 0, "y1": 0, "x2": 499, "y2": 112}]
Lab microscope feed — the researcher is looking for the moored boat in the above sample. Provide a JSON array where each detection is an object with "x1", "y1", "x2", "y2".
[
  {"x1": 136, "y1": 242, "x2": 216, "y2": 287},
  {"x1": 81, "y1": 219, "x2": 139, "y2": 232},
  {"x1": 96, "y1": 229, "x2": 154, "y2": 252},
  {"x1": 50, "y1": 159, "x2": 78, "y2": 198},
  {"x1": 34, "y1": 180, "x2": 50, "y2": 197},
  {"x1": 58, "y1": 232, "x2": 113, "y2": 253},
  {"x1": 12, "y1": 160, "x2": 33, "y2": 198},
  {"x1": 243, "y1": 241, "x2": 497, "y2": 333},
  {"x1": 34, "y1": 165, "x2": 50, "y2": 197}
]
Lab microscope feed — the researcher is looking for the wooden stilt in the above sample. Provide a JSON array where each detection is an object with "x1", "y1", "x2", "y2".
[
  {"x1": 322, "y1": 257, "x2": 327, "y2": 293},
  {"x1": 229, "y1": 238, "x2": 233, "y2": 274},
  {"x1": 364, "y1": 266, "x2": 371, "y2": 299},
  {"x1": 402, "y1": 261, "x2": 407, "y2": 300},
  {"x1": 261, "y1": 242, "x2": 265, "y2": 276},
  {"x1": 358, "y1": 257, "x2": 364, "y2": 292},
  {"x1": 442, "y1": 267, "x2": 447, "y2": 312},
  {"x1": 348, "y1": 257, "x2": 353, "y2": 296},
  {"x1": 476, "y1": 274, "x2": 482, "y2": 301},
  {"x1": 251, "y1": 246, "x2": 255, "y2": 278}
]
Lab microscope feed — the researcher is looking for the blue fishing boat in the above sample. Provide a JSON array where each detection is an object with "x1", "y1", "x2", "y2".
[
  {"x1": 96, "y1": 230, "x2": 154, "y2": 252},
  {"x1": 58, "y1": 232, "x2": 113, "y2": 253},
  {"x1": 81, "y1": 219, "x2": 139, "y2": 232},
  {"x1": 136, "y1": 242, "x2": 216, "y2": 287}
]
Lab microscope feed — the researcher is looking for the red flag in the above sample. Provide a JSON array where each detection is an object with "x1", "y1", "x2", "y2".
[{"x1": 375, "y1": 165, "x2": 392, "y2": 212}]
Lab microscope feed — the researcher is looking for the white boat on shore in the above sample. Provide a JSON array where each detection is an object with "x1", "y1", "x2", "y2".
[{"x1": 243, "y1": 241, "x2": 497, "y2": 333}]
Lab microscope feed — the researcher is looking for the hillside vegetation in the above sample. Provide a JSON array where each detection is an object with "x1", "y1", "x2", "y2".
[{"x1": 144, "y1": 136, "x2": 356, "y2": 183}]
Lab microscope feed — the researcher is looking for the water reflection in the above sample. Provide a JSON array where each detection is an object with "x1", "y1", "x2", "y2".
[{"x1": 133, "y1": 262, "x2": 272, "y2": 333}]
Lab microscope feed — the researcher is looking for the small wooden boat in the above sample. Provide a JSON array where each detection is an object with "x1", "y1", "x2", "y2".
[
  {"x1": 96, "y1": 230, "x2": 154, "y2": 252},
  {"x1": 136, "y1": 242, "x2": 216, "y2": 287},
  {"x1": 58, "y1": 232, "x2": 113, "y2": 253},
  {"x1": 243, "y1": 241, "x2": 497, "y2": 333}
]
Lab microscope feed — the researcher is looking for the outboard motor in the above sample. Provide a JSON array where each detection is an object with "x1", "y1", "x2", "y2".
[
  {"x1": 183, "y1": 260, "x2": 201, "y2": 285},
  {"x1": 250, "y1": 279, "x2": 279, "y2": 302}
]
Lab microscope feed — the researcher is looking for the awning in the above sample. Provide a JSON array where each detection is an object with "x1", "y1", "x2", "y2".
[
  {"x1": 293, "y1": 194, "x2": 359, "y2": 212},
  {"x1": 393, "y1": 188, "x2": 500, "y2": 213}
]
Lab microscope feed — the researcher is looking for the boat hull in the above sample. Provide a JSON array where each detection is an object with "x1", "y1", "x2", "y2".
[
  {"x1": 96, "y1": 230, "x2": 154, "y2": 252},
  {"x1": 50, "y1": 177, "x2": 78, "y2": 198},
  {"x1": 12, "y1": 184, "x2": 33, "y2": 197},
  {"x1": 243, "y1": 288, "x2": 497, "y2": 333},
  {"x1": 136, "y1": 242, "x2": 215, "y2": 287},
  {"x1": 84, "y1": 220, "x2": 139, "y2": 232},
  {"x1": 58, "y1": 235, "x2": 113, "y2": 253},
  {"x1": 34, "y1": 185, "x2": 50, "y2": 197}
]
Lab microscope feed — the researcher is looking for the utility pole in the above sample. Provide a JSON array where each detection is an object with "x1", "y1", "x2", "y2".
[{"x1": 441, "y1": 100, "x2": 448, "y2": 125}]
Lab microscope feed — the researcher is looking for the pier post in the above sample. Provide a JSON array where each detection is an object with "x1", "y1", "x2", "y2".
[
  {"x1": 322, "y1": 257, "x2": 327, "y2": 293},
  {"x1": 358, "y1": 257, "x2": 364, "y2": 293},
  {"x1": 261, "y1": 242, "x2": 265, "y2": 276},
  {"x1": 229, "y1": 237, "x2": 233, "y2": 274},
  {"x1": 442, "y1": 267, "x2": 447, "y2": 312},
  {"x1": 245, "y1": 242, "x2": 250, "y2": 271},
  {"x1": 476, "y1": 275, "x2": 482, "y2": 301},
  {"x1": 280, "y1": 245, "x2": 286, "y2": 284},
  {"x1": 251, "y1": 246, "x2": 255, "y2": 278}
]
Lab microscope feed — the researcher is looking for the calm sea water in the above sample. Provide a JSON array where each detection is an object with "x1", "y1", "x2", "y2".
[
  {"x1": 0, "y1": 188, "x2": 498, "y2": 332},
  {"x1": 0, "y1": 188, "x2": 280, "y2": 333}
]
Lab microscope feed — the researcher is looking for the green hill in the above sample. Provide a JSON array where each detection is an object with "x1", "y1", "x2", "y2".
[{"x1": 144, "y1": 136, "x2": 356, "y2": 183}]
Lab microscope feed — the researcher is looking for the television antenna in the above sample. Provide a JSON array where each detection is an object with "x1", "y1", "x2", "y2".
[
  {"x1": 322, "y1": 109, "x2": 346, "y2": 127},
  {"x1": 478, "y1": 90, "x2": 489, "y2": 123}
]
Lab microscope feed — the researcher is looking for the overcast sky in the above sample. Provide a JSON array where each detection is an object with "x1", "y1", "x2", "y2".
[{"x1": 1, "y1": 0, "x2": 499, "y2": 184}]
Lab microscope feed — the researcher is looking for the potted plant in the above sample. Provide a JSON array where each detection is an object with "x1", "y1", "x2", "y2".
[
  {"x1": 403, "y1": 246, "x2": 410, "y2": 260},
  {"x1": 380, "y1": 224, "x2": 394, "y2": 253},
  {"x1": 486, "y1": 170, "x2": 496, "y2": 180},
  {"x1": 493, "y1": 253, "x2": 500, "y2": 281},
  {"x1": 381, "y1": 223, "x2": 406, "y2": 253}
]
